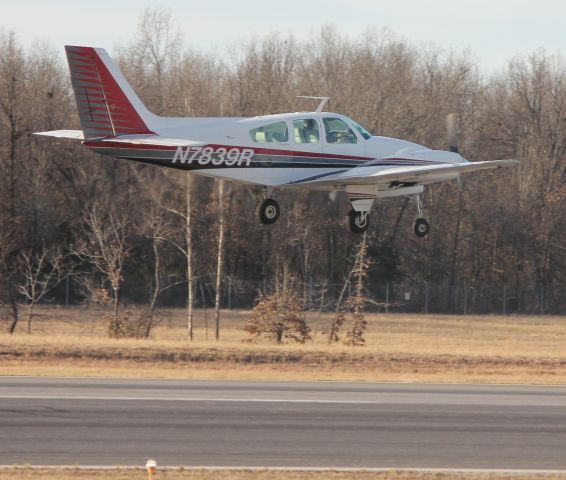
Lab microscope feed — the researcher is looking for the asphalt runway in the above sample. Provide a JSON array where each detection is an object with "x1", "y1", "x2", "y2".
[{"x1": 1, "y1": 377, "x2": 566, "y2": 469}]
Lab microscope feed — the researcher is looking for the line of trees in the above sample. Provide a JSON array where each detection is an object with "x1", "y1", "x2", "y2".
[{"x1": 1, "y1": 8, "x2": 566, "y2": 336}]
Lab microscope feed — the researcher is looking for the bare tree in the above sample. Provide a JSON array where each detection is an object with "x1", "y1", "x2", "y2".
[
  {"x1": 16, "y1": 245, "x2": 65, "y2": 333},
  {"x1": 152, "y1": 172, "x2": 196, "y2": 340},
  {"x1": 344, "y1": 233, "x2": 370, "y2": 346},
  {"x1": 329, "y1": 233, "x2": 371, "y2": 346},
  {"x1": 141, "y1": 203, "x2": 177, "y2": 337},
  {"x1": 328, "y1": 265, "x2": 355, "y2": 345},
  {"x1": 0, "y1": 31, "x2": 26, "y2": 220},
  {"x1": 0, "y1": 32, "x2": 26, "y2": 333},
  {"x1": 73, "y1": 205, "x2": 129, "y2": 336},
  {"x1": 0, "y1": 216, "x2": 19, "y2": 333},
  {"x1": 122, "y1": 6, "x2": 182, "y2": 114}
]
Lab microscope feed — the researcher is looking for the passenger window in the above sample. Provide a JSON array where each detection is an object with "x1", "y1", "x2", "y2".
[
  {"x1": 323, "y1": 118, "x2": 358, "y2": 144},
  {"x1": 293, "y1": 119, "x2": 319, "y2": 144},
  {"x1": 249, "y1": 122, "x2": 288, "y2": 143}
]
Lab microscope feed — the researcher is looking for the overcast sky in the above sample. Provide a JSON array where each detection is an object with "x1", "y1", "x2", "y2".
[{"x1": 2, "y1": 0, "x2": 565, "y2": 73}]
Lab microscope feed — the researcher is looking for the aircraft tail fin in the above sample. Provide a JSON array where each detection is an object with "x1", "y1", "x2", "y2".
[{"x1": 64, "y1": 45, "x2": 157, "y2": 140}]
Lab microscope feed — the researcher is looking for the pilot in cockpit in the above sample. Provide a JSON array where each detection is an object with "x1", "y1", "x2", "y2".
[{"x1": 301, "y1": 119, "x2": 319, "y2": 143}]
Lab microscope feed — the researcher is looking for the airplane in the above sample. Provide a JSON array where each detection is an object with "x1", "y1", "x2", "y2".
[{"x1": 36, "y1": 46, "x2": 518, "y2": 236}]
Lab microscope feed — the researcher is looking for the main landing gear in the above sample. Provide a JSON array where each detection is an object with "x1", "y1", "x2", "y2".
[
  {"x1": 257, "y1": 197, "x2": 280, "y2": 225},
  {"x1": 254, "y1": 187, "x2": 281, "y2": 225},
  {"x1": 412, "y1": 193, "x2": 430, "y2": 238}
]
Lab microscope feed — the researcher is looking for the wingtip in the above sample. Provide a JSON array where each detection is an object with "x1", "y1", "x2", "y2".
[{"x1": 493, "y1": 159, "x2": 519, "y2": 167}]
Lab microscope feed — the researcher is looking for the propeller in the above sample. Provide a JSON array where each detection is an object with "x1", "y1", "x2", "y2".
[
  {"x1": 446, "y1": 112, "x2": 458, "y2": 153},
  {"x1": 447, "y1": 113, "x2": 462, "y2": 188}
]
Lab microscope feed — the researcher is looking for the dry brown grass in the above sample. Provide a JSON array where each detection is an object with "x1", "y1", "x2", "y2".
[
  {"x1": 1, "y1": 306, "x2": 565, "y2": 383},
  {"x1": 1, "y1": 468, "x2": 565, "y2": 480}
]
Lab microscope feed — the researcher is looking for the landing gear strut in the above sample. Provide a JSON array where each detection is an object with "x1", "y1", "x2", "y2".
[
  {"x1": 348, "y1": 209, "x2": 370, "y2": 234},
  {"x1": 257, "y1": 198, "x2": 280, "y2": 225},
  {"x1": 412, "y1": 194, "x2": 430, "y2": 237}
]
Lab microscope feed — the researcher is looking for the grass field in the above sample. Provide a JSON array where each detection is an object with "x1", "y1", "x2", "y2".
[
  {"x1": 1, "y1": 306, "x2": 565, "y2": 383},
  {"x1": 1, "y1": 468, "x2": 565, "y2": 480}
]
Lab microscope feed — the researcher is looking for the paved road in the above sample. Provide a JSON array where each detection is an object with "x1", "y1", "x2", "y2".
[{"x1": 1, "y1": 377, "x2": 566, "y2": 468}]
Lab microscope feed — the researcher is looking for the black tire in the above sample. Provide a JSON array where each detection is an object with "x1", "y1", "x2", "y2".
[
  {"x1": 258, "y1": 198, "x2": 280, "y2": 225},
  {"x1": 348, "y1": 209, "x2": 370, "y2": 233},
  {"x1": 414, "y1": 218, "x2": 429, "y2": 237}
]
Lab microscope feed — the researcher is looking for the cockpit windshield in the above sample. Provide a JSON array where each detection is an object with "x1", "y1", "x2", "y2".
[{"x1": 346, "y1": 117, "x2": 372, "y2": 140}]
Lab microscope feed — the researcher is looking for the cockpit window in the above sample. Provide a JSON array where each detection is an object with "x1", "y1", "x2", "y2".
[
  {"x1": 348, "y1": 118, "x2": 372, "y2": 140},
  {"x1": 249, "y1": 121, "x2": 289, "y2": 143},
  {"x1": 323, "y1": 118, "x2": 358, "y2": 144},
  {"x1": 293, "y1": 119, "x2": 319, "y2": 144}
]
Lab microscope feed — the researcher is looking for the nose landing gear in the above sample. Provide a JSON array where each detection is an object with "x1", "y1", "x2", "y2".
[
  {"x1": 348, "y1": 209, "x2": 370, "y2": 234},
  {"x1": 253, "y1": 187, "x2": 281, "y2": 225}
]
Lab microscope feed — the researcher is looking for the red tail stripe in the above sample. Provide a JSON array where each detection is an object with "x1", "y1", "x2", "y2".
[{"x1": 66, "y1": 45, "x2": 154, "y2": 137}]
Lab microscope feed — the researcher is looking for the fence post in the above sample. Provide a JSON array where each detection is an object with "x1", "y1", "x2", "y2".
[
  {"x1": 320, "y1": 281, "x2": 327, "y2": 312},
  {"x1": 308, "y1": 276, "x2": 313, "y2": 310},
  {"x1": 502, "y1": 285, "x2": 506, "y2": 315},
  {"x1": 385, "y1": 281, "x2": 390, "y2": 313},
  {"x1": 65, "y1": 275, "x2": 70, "y2": 307},
  {"x1": 540, "y1": 284, "x2": 544, "y2": 315},
  {"x1": 424, "y1": 282, "x2": 429, "y2": 314},
  {"x1": 463, "y1": 283, "x2": 467, "y2": 315},
  {"x1": 228, "y1": 277, "x2": 232, "y2": 310},
  {"x1": 199, "y1": 280, "x2": 209, "y2": 340}
]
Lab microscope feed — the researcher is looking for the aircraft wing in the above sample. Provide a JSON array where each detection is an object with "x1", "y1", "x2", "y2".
[{"x1": 291, "y1": 158, "x2": 519, "y2": 188}]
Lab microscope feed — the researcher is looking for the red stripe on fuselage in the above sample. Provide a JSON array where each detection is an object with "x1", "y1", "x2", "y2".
[
  {"x1": 83, "y1": 140, "x2": 449, "y2": 166},
  {"x1": 83, "y1": 141, "x2": 374, "y2": 161}
]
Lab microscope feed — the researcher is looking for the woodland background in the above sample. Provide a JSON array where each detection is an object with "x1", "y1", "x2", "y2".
[{"x1": 1, "y1": 8, "x2": 566, "y2": 336}]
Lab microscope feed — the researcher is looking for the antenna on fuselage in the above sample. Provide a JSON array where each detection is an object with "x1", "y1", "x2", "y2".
[{"x1": 297, "y1": 96, "x2": 330, "y2": 113}]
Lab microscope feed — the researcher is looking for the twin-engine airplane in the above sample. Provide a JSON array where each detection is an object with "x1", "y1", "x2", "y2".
[{"x1": 37, "y1": 46, "x2": 518, "y2": 236}]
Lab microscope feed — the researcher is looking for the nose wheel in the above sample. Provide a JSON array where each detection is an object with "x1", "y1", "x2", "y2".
[
  {"x1": 258, "y1": 198, "x2": 280, "y2": 225},
  {"x1": 348, "y1": 209, "x2": 370, "y2": 233}
]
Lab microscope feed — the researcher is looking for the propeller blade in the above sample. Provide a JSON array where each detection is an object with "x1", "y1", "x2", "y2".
[{"x1": 446, "y1": 112, "x2": 458, "y2": 153}]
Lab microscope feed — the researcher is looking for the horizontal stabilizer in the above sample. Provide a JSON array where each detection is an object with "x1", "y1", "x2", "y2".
[
  {"x1": 34, "y1": 131, "x2": 204, "y2": 149},
  {"x1": 92, "y1": 136, "x2": 204, "y2": 147},
  {"x1": 34, "y1": 130, "x2": 84, "y2": 140}
]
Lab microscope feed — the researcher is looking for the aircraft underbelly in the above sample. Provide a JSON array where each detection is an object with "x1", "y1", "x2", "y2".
[
  {"x1": 197, "y1": 166, "x2": 347, "y2": 186},
  {"x1": 195, "y1": 167, "x2": 295, "y2": 186}
]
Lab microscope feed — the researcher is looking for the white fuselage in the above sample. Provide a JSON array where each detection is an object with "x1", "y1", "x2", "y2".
[{"x1": 85, "y1": 111, "x2": 464, "y2": 189}]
